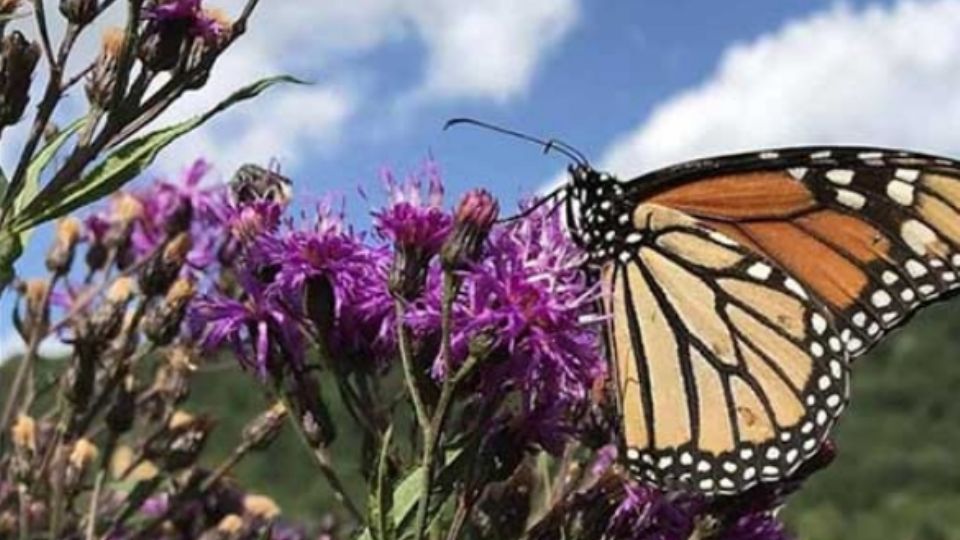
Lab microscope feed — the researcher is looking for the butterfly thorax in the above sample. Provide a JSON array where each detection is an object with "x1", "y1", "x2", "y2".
[{"x1": 566, "y1": 165, "x2": 637, "y2": 263}]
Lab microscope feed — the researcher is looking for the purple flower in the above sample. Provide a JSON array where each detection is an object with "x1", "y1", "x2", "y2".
[
  {"x1": 406, "y1": 202, "x2": 604, "y2": 451},
  {"x1": 144, "y1": 0, "x2": 224, "y2": 42},
  {"x1": 373, "y1": 161, "x2": 452, "y2": 256},
  {"x1": 190, "y1": 272, "x2": 304, "y2": 377},
  {"x1": 718, "y1": 512, "x2": 792, "y2": 540},
  {"x1": 139, "y1": 494, "x2": 170, "y2": 518},
  {"x1": 605, "y1": 478, "x2": 703, "y2": 540}
]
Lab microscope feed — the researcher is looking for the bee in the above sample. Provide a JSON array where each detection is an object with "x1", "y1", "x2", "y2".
[{"x1": 229, "y1": 163, "x2": 292, "y2": 205}]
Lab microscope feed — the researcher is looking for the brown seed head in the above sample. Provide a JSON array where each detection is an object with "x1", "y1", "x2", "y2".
[
  {"x1": 11, "y1": 414, "x2": 36, "y2": 452},
  {"x1": 106, "y1": 276, "x2": 136, "y2": 304},
  {"x1": 68, "y1": 438, "x2": 99, "y2": 471},
  {"x1": 217, "y1": 514, "x2": 244, "y2": 534},
  {"x1": 244, "y1": 494, "x2": 281, "y2": 519}
]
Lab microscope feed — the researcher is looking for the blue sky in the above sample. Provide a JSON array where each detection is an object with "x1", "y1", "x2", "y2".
[{"x1": 6, "y1": 0, "x2": 960, "y2": 356}]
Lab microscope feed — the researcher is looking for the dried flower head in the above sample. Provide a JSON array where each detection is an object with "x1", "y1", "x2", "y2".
[
  {"x1": 140, "y1": 232, "x2": 192, "y2": 296},
  {"x1": 86, "y1": 27, "x2": 125, "y2": 108},
  {"x1": 142, "y1": 276, "x2": 196, "y2": 344},
  {"x1": 68, "y1": 438, "x2": 99, "y2": 471},
  {"x1": 217, "y1": 513, "x2": 245, "y2": 534},
  {"x1": 0, "y1": 31, "x2": 41, "y2": 126},
  {"x1": 46, "y1": 217, "x2": 82, "y2": 274},
  {"x1": 243, "y1": 494, "x2": 281, "y2": 519},
  {"x1": 10, "y1": 414, "x2": 36, "y2": 452}
]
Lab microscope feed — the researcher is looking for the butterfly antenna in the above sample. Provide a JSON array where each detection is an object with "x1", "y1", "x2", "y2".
[
  {"x1": 495, "y1": 184, "x2": 567, "y2": 224},
  {"x1": 444, "y1": 117, "x2": 588, "y2": 167}
]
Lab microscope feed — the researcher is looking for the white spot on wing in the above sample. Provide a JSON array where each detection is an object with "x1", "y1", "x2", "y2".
[
  {"x1": 886, "y1": 180, "x2": 915, "y2": 206},
  {"x1": 747, "y1": 262, "x2": 773, "y2": 280},
  {"x1": 836, "y1": 189, "x2": 866, "y2": 210},
  {"x1": 895, "y1": 168, "x2": 920, "y2": 182},
  {"x1": 901, "y1": 220, "x2": 938, "y2": 256},
  {"x1": 826, "y1": 169, "x2": 855, "y2": 185}
]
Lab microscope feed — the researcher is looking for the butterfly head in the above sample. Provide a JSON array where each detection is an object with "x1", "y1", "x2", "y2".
[{"x1": 565, "y1": 165, "x2": 627, "y2": 262}]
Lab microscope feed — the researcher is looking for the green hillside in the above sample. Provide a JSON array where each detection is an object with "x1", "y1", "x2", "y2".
[{"x1": 3, "y1": 301, "x2": 959, "y2": 538}]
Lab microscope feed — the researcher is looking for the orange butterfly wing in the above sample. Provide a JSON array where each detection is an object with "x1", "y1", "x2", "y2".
[{"x1": 586, "y1": 147, "x2": 960, "y2": 495}]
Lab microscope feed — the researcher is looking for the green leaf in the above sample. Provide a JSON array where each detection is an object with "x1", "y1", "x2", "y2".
[
  {"x1": 356, "y1": 447, "x2": 468, "y2": 540},
  {"x1": 368, "y1": 426, "x2": 396, "y2": 540},
  {"x1": 10, "y1": 118, "x2": 86, "y2": 244},
  {"x1": 11, "y1": 75, "x2": 303, "y2": 233}
]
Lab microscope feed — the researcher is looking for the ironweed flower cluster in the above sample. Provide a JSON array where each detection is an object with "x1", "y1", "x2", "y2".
[{"x1": 0, "y1": 158, "x2": 831, "y2": 539}]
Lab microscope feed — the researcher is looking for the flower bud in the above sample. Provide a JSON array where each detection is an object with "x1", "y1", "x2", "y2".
[
  {"x1": 150, "y1": 412, "x2": 213, "y2": 471},
  {"x1": 87, "y1": 276, "x2": 136, "y2": 343},
  {"x1": 17, "y1": 279, "x2": 50, "y2": 339},
  {"x1": 85, "y1": 27, "x2": 124, "y2": 109},
  {"x1": 141, "y1": 277, "x2": 195, "y2": 345},
  {"x1": 241, "y1": 401, "x2": 287, "y2": 451},
  {"x1": 59, "y1": 0, "x2": 97, "y2": 25},
  {"x1": 45, "y1": 217, "x2": 82, "y2": 275},
  {"x1": 441, "y1": 189, "x2": 499, "y2": 270},
  {"x1": 0, "y1": 31, "x2": 40, "y2": 127},
  {"x1": 139, "y1": 232, "x2": 191, "y2": 297}
]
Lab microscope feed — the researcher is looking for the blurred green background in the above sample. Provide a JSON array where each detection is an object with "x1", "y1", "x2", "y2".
[{"x1": 3, "y1": 300, "x2": 960, "y2": 539}]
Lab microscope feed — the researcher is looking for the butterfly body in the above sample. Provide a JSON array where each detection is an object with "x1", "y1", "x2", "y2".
[{"x1": 565, "y1": 146, "x2": 960, "y2": 495}]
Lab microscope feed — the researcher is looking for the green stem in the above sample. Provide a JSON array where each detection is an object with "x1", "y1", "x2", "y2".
[
  {"x1": 414, "y1": 272, "x2": 477, "y2": 540},
  {"x1": 394, "y1": 299, "x2": 430, "y2": 430},
  {"x1": 280, "y1": 393, "x2": 363, "y2": 523}
]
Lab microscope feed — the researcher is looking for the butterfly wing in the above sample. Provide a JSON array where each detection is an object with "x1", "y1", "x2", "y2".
[
  {"x1": 603, "y1": 203, "x2": 848, "y2": 495},
  {"x1": 600, "y1": 146, "x2": 960, "y2": 494},
  {"x1": 640, "y1": 146, "x2": 960, "y2": 358}
]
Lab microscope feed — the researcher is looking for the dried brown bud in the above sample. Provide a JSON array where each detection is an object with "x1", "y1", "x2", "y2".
[
  {"x1": 0, "y1": 0, "x2": 22, "y2": 15},
  {"x1": 65, "y1": 438, "x2": 99, "y2": 487},
  {"x1": 138, "y1": 10, "x2": 192, "y2": 72},
  {"x1": 85, "y1": 276, "x2": 135, "y2": 343},
  {"x1": 11, "y1": 414, "x2": 36, "y2": 452},
  {"x1": 17, "y1": 279, "x2": 50, "y2": 338},
  {"x1": 243, "y1": 494, "x2": 280, "y2": 520},
  {"x1": 241, "y1": 401, "x2": 287, "y2": 451},
  {"x1": 157, "y1": 413, "x2": 214, "y2": 471},
  {"x1": 59, "y1": 0, "x2": 97, "y2": 25},
  {"x1": 0, "y1": 31, "x2": 40, "y2": 126},
  {"x1": 140, "y1": 233, "x2": 191, "y2": 297},
  {"x1": 46, "y1": 217, "x2": 82, "y2": 275},
  {"x1": 441, "y1": 189, "x2": 498, "y2": 270},
  {"x1": 142, "y1": 277, "x2": 195, "y2": 344},
  {"x1": 85, "y1": 27, "x2": 124, "y2": 109},
  {"x1": 68, "y1": 438, "x2": 99, "y2": 470}
]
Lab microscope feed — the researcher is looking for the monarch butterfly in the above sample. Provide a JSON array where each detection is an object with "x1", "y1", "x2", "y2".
[{"x1": 447, "y1": 119, "x2": 960, "y2": 496}]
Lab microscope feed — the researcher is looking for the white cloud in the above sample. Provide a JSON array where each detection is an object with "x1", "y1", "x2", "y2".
[
  {"x1": 411, "y1": 0, "x2": 578, "y2": 101},
  {"x1": 602, "y1": 0, "x2": 960, "y2": 176}
]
